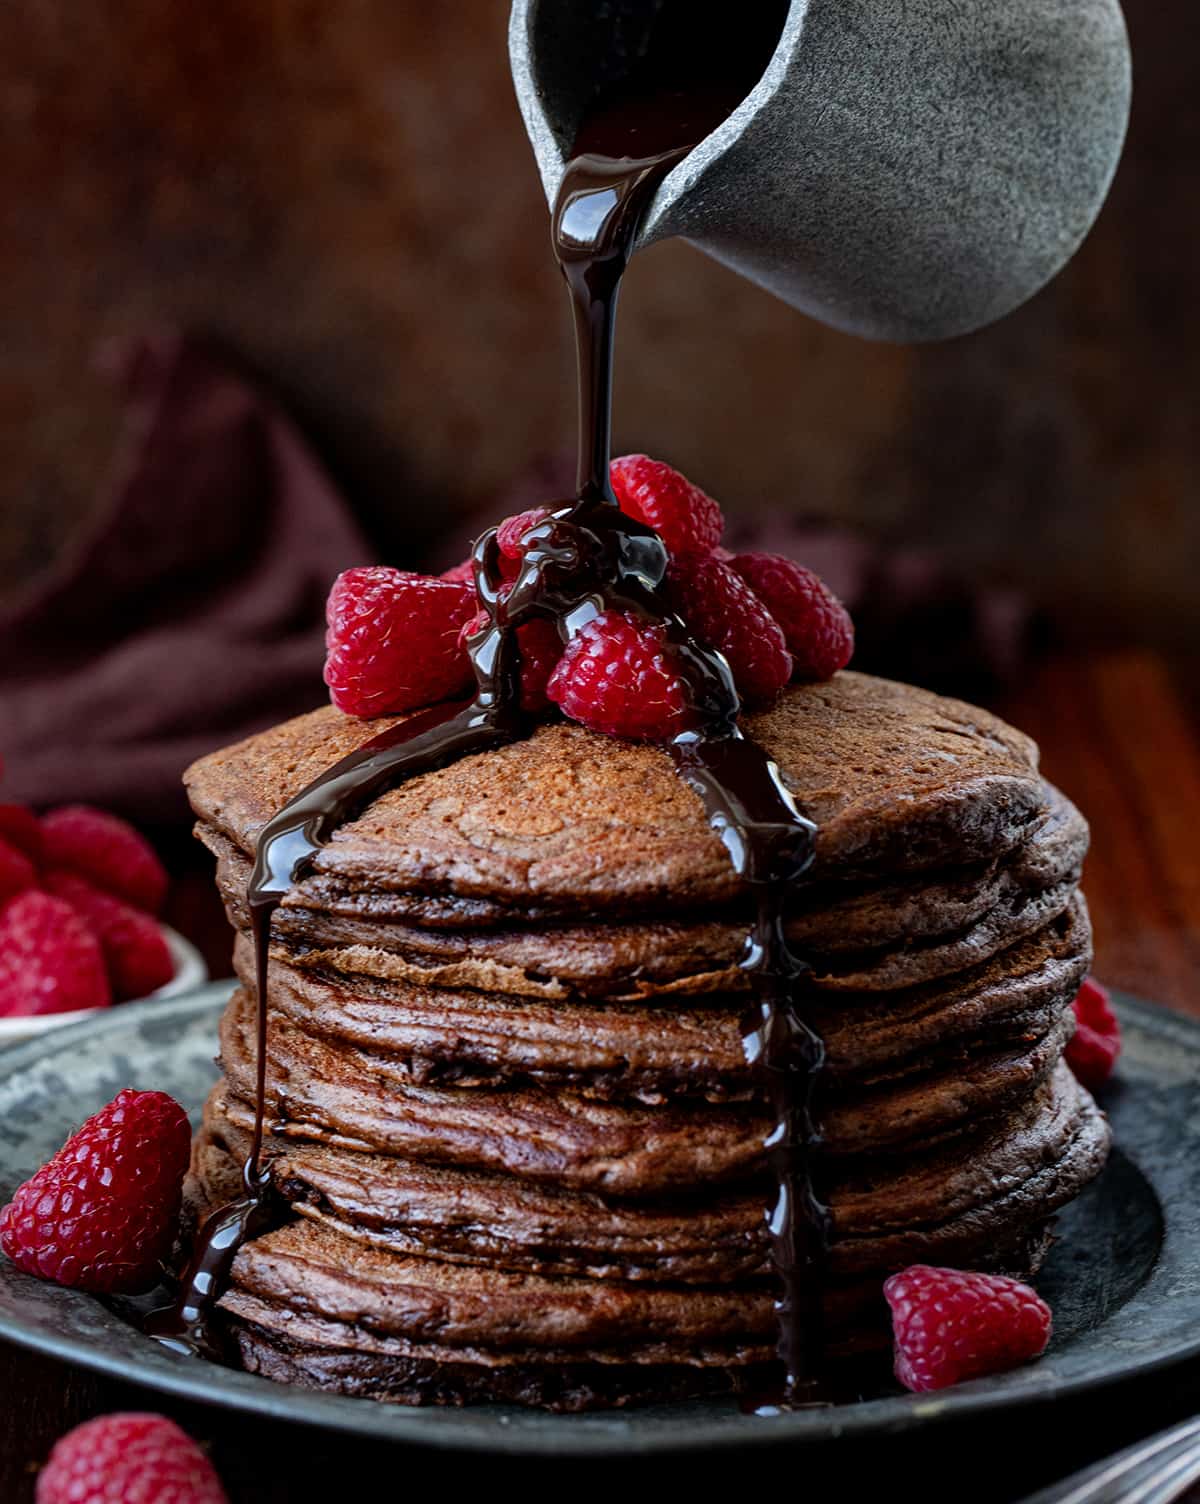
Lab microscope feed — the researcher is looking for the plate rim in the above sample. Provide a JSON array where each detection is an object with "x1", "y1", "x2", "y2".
[{"x1": 0, "y1": 984, "x2": 1193, "y2": 1456}]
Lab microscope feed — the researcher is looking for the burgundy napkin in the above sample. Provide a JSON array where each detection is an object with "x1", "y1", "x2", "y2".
[{"x1": 0, "y1": 333, "x2": 372, "y2": 829}]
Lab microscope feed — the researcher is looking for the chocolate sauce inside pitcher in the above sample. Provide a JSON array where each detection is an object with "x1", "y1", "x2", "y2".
[{"x1": 149, "y1": 5, "x2": 831, "y2": 1407}]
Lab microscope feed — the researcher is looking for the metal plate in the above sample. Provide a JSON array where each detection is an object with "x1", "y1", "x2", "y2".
[{"x1": 0, "y1": 985, "x2": 1192, "y2": 1457}]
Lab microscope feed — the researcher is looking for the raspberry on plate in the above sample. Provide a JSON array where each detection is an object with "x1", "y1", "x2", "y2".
[
  {"x1": 0, "y1": 835, "x2": 36, "y2": 905},
  {"x1": 325, "y1": 566, "x2": 476, "y2": 718},
  {"x1": 546, "y1": 609, "x2": 697, "y2": 741},
  {"x1": 0, "y1": 1088, "x2": 190, "y2": 1293},
  {"x1": 44, "y1": 871, "x2": 175, "y2": 1002},
  {"x1": 0, "y1": 802, "x2": 43, "y2": 864},
  {"x1": 0, "y1": 891, "x2": 111, "y2": 1017},
  {"x1": 884, "y1": 1264, "x2": 1052, "y2": 1393},
  {"x1": 668, "y1": 553, "x2": 792, "y2": 702},
  {"x1": 610, "y1": 454, "x2": 724, "y2": 556},
  {"x1": 37, "y1": 1413, "x2": 229, "y2": 1504},
  {"x1": 41, "y1": 805, "x2": 168, "y2": 915},
  {"x1": 1065, "y1": 976, "x2": 1122, "y2": 1092},
  {"x1": 730, "y1": 551, "x2": 854, "y2": 681}
]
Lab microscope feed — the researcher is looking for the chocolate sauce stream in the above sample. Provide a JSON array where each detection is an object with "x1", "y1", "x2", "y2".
[
  {"x1": 151, "y1": 57, "x2": 832, "y2": 1408},
  {"x1": 557, "y1": 87, "x2": 738, "y2": 500}
]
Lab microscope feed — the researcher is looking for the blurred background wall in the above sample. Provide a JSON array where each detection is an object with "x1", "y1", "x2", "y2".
[{"x1": 1, "y1": 0, "x2": 1196, "y2": 649}]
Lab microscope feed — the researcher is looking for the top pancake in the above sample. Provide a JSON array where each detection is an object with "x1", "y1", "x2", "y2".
[{"x1": 185, "y1": 673, "x2": 1044, "y2": 917}]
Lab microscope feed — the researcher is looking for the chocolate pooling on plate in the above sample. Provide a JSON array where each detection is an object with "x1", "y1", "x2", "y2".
[{"x1": 151, "y1": 30, "x2": 833, "y2": 1407}]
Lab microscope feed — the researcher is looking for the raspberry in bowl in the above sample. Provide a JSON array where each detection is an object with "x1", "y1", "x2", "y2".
[{"x1": 0, "y1": 798, "x2": 206, "y2": 1047}]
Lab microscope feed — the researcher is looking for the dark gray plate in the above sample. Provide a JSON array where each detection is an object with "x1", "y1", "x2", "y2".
[{"x1": 0, "y1": 985, "x2": 1193, "y2": 1456}]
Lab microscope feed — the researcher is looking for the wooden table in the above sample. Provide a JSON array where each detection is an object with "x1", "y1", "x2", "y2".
[
  {"x1": 999, "y1": 650, "x2": 1200, "y2": 1016},
  {"x1": 1, "y1": 649, "x2": 1196, "y2": 1501}
]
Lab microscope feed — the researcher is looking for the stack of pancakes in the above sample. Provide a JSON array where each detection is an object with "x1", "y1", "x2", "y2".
[{"x1": 184, "y1": 671, "x2": 1108, "y2": 1410}]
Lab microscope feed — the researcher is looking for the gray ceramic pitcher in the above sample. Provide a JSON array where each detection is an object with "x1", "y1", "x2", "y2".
[{"x1": 509, "y1": 0, "x2": 1131, "y2": 341}]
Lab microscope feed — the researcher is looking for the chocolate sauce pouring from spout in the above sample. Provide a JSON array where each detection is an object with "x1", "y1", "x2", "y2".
[{"x1": 150, "y1": 69, "x2": 833, "y2": 1408}]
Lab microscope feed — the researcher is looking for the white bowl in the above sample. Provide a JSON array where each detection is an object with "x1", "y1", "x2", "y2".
[{"x1": 0, "y1": 926, "x2": 209, "y2": 1047}]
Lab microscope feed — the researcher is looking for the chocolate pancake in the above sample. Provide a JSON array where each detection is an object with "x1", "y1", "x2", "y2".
[
  {"x1": 226, "y1": 897, "x2": 1090, "y2": 1102},
  {"x1": 185, "y1": 674, "x2": 1047, "y2": 919},
  {"x1": 215, "y1": 978, "x2": 1077, "y2": 1187},
  {"x1": 215, "y1": 1203, "x2": 1059, "y2": 1411},
  {"x1": 193, "y1": 1066, "x2": 1107, "y2": 1285},
  {"x1": 197, "y1": 780, "x2": 1087, "y2": 998}
]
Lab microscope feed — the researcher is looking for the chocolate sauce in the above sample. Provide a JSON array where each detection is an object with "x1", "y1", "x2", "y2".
[
  {"x1": 145, "y1": 566, "x2": 529, "y2": 1353},
  {"x1": 556, "y1": 86, "x2": 742, "y2": 501},
  {"x1": 152, "y1": 14, "x2": 832, "y2": 1407}
]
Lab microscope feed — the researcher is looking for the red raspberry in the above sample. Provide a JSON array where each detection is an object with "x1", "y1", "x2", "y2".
[
  {"x1": 610, "y1": 454, "x2": 724, "y2": 556},
  {"x1": 459, "y1": 595, "x2": 562, "y2": 713},
  {"x1": 439, "y1": 558, "x2": 476, "y2": 585},
  {"x1": 41, "y1": 805, "x2": 168, "y2": 915},
  {"x1": 1065, "y1": 976, "x2": 1122, "y2": 1092},
  {"x1": 36, "y1": 1413, "x2": 228, "y2": 1504},
  {"x1": 44, "y1": 871, "x2": 175, "y2": 1002},
  {"x1": 546, "y1": 610, "x2": 697, "y2": 741},
  {"x1": 0, "y1": 835, "x2": 37, "y2": 905},
  {"x1": 496, "y1": 506, "x2": 552, "y2": 562},
  {"x1": 509, "y1": 617, "x2": 563, "y2": 712},
  {"x1": 324, "y1": 567, "x2": 475, "y2": 718},
  {"x1": 0, "y1": 892, "x2": 111, "y2": 1017},
  {"x1": 0, "y1": 1088, "x2": 190, "y2": 1293},
  {"x1": 730, "y1": 552, "x2": 854, "y2": 681},
  {"x1": 668, "y1": 553, "x2": 791, "y2": 702},
  {"x1": 884, "y1": 1264, "x2": 1052, "y2": 1393},
  {"x1": 0, "y1": 802, "x2": 44, "y2": 863}
]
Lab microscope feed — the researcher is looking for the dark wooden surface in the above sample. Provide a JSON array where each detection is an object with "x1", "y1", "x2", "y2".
[{"x1": 0, "y1": 647, "x2": 1197, "y2": 1500}]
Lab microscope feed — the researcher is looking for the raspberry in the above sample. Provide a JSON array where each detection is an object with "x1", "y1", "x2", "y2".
[
  {"x1": 546, "y1": 610, "x2": 697, "y2": 741},
  {"x1": 0, "y1": 1088, "x2": 190, "y2": 1293},
  {"x1": 884, "y1": 1264, "x2": 1052, "y2": 1393},
  {"x1": 36, "y1": 1413, "x2": 229, "y2": 1504},
  {"x1": 459, "y1": 593, "x2": 562, "y2": 713},
  {"x1": 730, "y1": 552, "x2": 854, "y2": 681},
  {"x1": 44, "y1": 871, "x2": 175, "y2": 1002},
  {"x1": 439, "y1": 558, "x2": 476, "y2": 585},
  {"x1": 0, "y1": 835, "x2": 36, "y2": 905},
  {"x1": 0, "y1": 802, "x2": 44, "y2": 863},
  {"x1": 324, "y1": 567, "x2": 475, "y2": 718},
  {"x1": 0, "y1": 892, "x2": 111, "y2": 1017},
  {"x1": 1065, "y1": 976, "x2": 1121, "y2": 1092},
  {"x1": 509, "y1": 617, "x2": 563, "y2": 712},
  {"x1": 668, "y1": 553, "x2": 791, "y2": 702},
  {"x1": 496, "y1": 506, "x2": 552, "y2": 562},
  {"x1": 41, "y1": 805, "x2": 168, "y2": 915},
  {"x1": 610, "y1": 454, "x2": 724, "y2": 556}
]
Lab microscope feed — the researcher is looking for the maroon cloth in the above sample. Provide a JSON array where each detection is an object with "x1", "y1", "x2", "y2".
[{"x1": 0, "y1": 334, "x2": 372, "y2": 828}]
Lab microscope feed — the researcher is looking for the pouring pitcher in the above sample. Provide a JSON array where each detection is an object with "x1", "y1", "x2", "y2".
[{"x1": 509, "y1": 0, "x2": 1131, "y2": 341}]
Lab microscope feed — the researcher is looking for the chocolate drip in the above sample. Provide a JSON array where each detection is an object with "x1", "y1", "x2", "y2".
[
  {"x1": 145, "y1": 546, "x2": 532, "y2": 1351},
  {"x1": 669, "y1": 734, "x2": 829, "y2": 1405},
  {"x1": 153, "y1": 22, "x2": 831, "y2": 1407}
]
